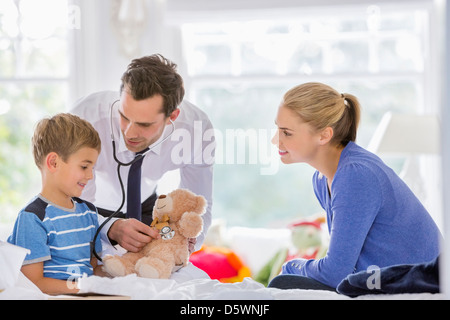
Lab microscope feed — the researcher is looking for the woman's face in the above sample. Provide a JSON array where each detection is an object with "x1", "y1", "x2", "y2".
[{"x1": 272, "y1": 105, "x2": 322, "y2": 165}]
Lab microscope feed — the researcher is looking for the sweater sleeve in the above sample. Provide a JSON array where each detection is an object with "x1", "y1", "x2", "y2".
[{"x1": 286, "y1": 163, "x2": 383, "y2": 288}]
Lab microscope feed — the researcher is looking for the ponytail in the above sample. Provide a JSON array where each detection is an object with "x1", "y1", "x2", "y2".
[
  {"x1": 283, "y1": 82, "x2": 361, "y2": 147},
  {"x1": 333, "y1": 93, "x2": 361, "y2": 146}
]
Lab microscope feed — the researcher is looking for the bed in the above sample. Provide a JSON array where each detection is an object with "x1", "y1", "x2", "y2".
[
  {"x1": 0, "y1": 226, "x2": 444, "y2": 301},
  {"x1": 0, "y1": 267, "x2": 443, "y2": 300}
]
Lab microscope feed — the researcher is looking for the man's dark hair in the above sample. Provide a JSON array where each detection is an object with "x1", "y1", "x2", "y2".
[{"x1": 120, "y1": 54, "x2": 185, "y2": 117}]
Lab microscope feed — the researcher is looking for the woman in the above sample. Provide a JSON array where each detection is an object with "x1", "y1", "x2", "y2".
[{"x1": 269, "y1": 82, "x2": 441, "y2": 290}]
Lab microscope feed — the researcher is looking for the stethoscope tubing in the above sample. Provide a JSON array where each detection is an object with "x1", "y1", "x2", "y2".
[{"x1": 92, "y1": 100, "x2": 176, "y2": 261}]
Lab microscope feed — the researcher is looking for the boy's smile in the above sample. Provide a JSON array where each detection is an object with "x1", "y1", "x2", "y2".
[{"x1": 42, "y1": 147, "x2": 99, "y2": 209}]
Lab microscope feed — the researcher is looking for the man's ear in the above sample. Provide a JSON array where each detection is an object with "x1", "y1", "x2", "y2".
[
  {"x1": 45, "y1": 152, "x2": 59, "y2": 172},
  {"x1": 318, "y1": 127, "x2": 334, "y2": 145},
  {"x1": 168, "y1": 108, "x2": 180, "y2": 124}
]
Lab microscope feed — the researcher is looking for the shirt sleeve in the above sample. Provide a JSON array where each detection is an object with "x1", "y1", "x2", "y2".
[
  {"x1": 179, "y1": 163, "x2": 214, "y2": 251},
  {"x1": 291, "y1": 163, "x2": 383, "y2": 288},
  {"x1": 7, "y1": 211, "x2": 51, "y2": 265},
  {"x1": 178, "y1": 115, "x2": 215, "y2": 252}
]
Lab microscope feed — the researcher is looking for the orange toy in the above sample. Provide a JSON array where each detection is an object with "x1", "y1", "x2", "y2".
[{"x1": 190, "y1": 246, "x2": 251, "y2": 283}]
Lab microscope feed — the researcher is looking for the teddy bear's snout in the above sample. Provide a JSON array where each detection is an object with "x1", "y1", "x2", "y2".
[{"x1": 155, "y1": 194, "x2": 173, "y2": 213}]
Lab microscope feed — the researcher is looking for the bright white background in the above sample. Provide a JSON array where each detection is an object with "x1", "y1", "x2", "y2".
[{"x1": 0, "y1": 0, "x2": 449, "y2": 296}]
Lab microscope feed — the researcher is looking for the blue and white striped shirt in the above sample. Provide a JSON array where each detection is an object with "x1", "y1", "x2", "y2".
[{"x1": 8, "y1": 195, "x2": 102, "y2": 280}]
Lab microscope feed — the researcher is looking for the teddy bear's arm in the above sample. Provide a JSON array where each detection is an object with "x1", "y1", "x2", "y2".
[{"x1": 177, "y1": 211, "x2": 203, "y2": 238}]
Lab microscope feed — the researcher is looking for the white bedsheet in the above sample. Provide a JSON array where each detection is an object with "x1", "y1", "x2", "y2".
[
  {"x1": 1, "y1": 271, "x2": 443, "y2": 300},
  {"x1": 0, "y1": 236, "x2": 444, "y2": 300},
  {"x1": 77, "y1": 274, "x2": 443, "y2": 300}
]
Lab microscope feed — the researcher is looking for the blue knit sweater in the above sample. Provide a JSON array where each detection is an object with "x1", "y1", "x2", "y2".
[{"x1": 282, "y1": 142, "x2": 441, "y2": 288}]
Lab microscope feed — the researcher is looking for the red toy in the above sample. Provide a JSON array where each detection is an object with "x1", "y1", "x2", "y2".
[{"x1": 190, "y1": 246, "x2": 251, "y2": 283}]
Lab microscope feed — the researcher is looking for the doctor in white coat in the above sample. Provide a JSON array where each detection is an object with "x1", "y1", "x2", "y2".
[{"x1": 71, "y1": 54, "x2": 215, "y2": 255}]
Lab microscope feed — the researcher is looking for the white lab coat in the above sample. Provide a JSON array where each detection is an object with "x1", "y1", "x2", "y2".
[{"x1": 71, "y1": 91, "x2": 215, "y2": 252}]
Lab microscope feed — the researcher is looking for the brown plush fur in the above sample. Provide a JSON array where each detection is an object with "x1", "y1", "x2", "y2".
[{"x1": 102, "y1": 189, "x2": 206, "y2": 279}]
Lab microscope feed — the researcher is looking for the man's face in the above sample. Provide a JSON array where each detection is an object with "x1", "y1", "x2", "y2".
[{"x1": 118, "y1": 90, "x2": 169, "y2": 153}]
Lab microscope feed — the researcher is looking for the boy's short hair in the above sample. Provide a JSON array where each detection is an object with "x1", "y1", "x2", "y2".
[{"x1": 32, "y1": 113, "x2": 101, "y2": 169}]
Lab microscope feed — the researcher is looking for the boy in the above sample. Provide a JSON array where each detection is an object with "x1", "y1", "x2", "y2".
[{"x1": 7, "y1": 113, "x2": 102, "y2": 295}]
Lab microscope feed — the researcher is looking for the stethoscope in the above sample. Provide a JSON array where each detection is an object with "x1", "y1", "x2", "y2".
[{"x1": 92, "y1": 99, "x2": 176, "y2": 261}]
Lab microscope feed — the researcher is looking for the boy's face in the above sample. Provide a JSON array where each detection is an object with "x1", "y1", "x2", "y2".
[{"x1": 56, "y1": 147, "x2": 99, "y2": 198}]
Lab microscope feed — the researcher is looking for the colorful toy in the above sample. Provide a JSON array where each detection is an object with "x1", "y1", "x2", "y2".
[
  {"x1": 102, "y1": 189, "x2": 206, "y2": 279},
  {"x1": 190, "y1": 246, "x2": 251, "y2": 283},
  {"x1": 254, "y1": 216, "x2": 327, "y2": 286}
]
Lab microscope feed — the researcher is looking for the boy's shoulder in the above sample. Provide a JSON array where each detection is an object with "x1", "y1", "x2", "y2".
[
  {"x1": 22, "y1": 196, "x2": 49, "y2": 222},
  {"x1": 20, "y1": 196, "x2": 97, "y2": 220},
  {"x1": 72, "y1": 197, "x2": 97, "y2": 212}
]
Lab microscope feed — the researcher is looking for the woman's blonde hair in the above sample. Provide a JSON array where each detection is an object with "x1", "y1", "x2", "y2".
[
  {"x1": 32, "y1": 113, "x2": 101, "y2": 169},
  {"x1": 282, "y1": 82, "x2": 361, "y2": 147}
]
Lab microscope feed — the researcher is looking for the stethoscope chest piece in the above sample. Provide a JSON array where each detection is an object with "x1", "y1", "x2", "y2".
[{"x1": 160, "y1": 226, "x2": 175, "y2": 240}]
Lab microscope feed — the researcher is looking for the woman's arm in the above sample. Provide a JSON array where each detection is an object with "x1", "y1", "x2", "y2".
[
  {"x1": 287, "y1": 164, "x2": 383, "y2": 288},
  {"x1": 21, "y1": 262, "x2": 80, "y2": 295}
]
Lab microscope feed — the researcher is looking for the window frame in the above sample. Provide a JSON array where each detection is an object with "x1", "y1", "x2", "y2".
[
  {"x1": 0, "y1": 0, "x2": 73, "y2": 223},
  {"x1": 176, "y1": 1, "x2": 443, "y2": 228}
]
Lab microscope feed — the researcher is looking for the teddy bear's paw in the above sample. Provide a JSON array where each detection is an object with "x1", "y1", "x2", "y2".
[
  {"x1": 136, "y1": 256, "x2": 173, "y2": 279},
  {"x1": 136, "y1": 263, "x2": 160, "y2": 279},
  {"x1": 102, "y1": 257, "x2": 127, "y2": 277},
  {"x1": 179, "y1": 211, "x2": 203, "y2": 238}
]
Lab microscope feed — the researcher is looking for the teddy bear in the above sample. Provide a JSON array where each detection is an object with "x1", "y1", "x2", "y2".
[{"x1": 102, "y1": 188, "x2": 207, "y2": 279}]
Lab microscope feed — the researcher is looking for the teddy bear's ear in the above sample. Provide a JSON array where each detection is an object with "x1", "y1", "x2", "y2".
[{"x1": 194, "y1": 195, "x2": 207, "y2": 215}]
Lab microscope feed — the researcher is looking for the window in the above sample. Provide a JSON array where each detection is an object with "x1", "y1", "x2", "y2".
[
  {"x1": 181, "y1": 4, "x2": 436, "y2": 227},
  {"x1": 0, "y1": 0, "x2": 71, "y2": 224}
]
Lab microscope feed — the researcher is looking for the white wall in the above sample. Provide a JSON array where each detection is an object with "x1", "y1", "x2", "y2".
[
  {"x1": 70, "y1": 0, "x2": 183, "y2": 103},
  {"x1": 440, "y1": 0, "x2": 450, "y2": 299},
  {"x1": 70, "y1": 0, "x2": 128, "y2": 102}
]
